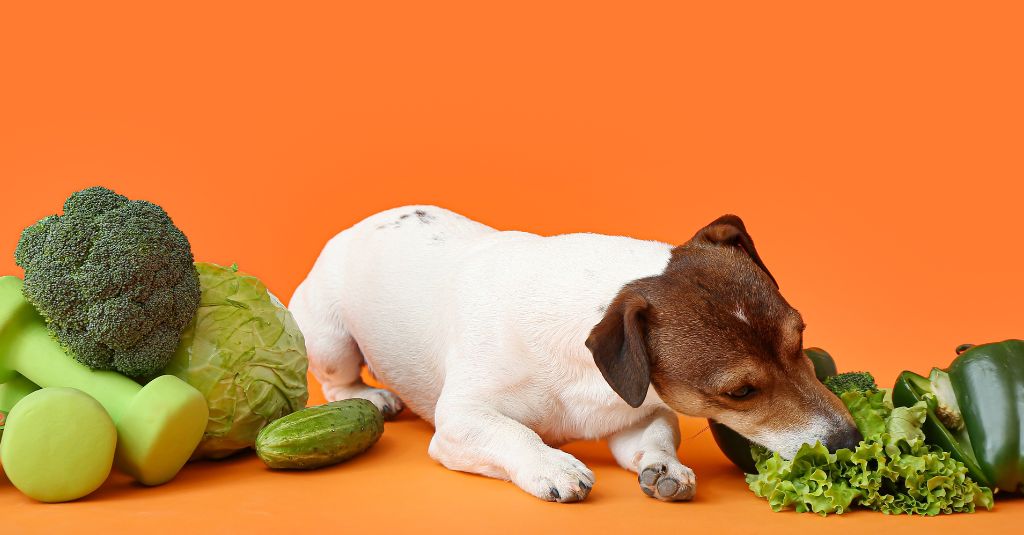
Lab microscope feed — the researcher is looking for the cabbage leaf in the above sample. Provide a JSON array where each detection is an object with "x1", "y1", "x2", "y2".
[{"x1": 165, "y1": 263, "x2": 309, "y2": 459}]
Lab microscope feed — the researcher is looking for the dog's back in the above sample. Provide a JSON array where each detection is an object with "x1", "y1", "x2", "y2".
[{"x1": 291, "y1": 205, "x2": 672, "y2": 431}]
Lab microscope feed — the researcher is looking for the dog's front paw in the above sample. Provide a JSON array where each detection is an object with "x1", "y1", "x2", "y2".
[
  {"x1": 513, "y1": 449, "x2": 595, "y2": 503},
  {"x1": 363, "y1": 388, "x2": 404, "y2": 419},
  {"x1": 638, "y1": 461, "x2": 696, "y2": 501},
  {"x1": 324, "y1": 385, "x2": 405, "y2": 420}
]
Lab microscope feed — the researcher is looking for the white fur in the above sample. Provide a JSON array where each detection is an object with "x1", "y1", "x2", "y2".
[
  {"x1": 746, "y1": 415, "x2": 834, "y2": 459},
  {"x1": 290, "y1": 206, "x2": 694, "y2": 502}
]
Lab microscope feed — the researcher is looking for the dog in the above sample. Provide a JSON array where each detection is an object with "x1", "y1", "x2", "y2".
[{"x1": 289, "y1": 206, "x2": 860, "y2": 502}]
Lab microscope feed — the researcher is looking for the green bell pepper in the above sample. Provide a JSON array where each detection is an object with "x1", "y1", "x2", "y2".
[
  {"x1": 0, "y1": 374, "x2": 41, "y2": 442},
  {"x1": 892, "y1": 340, "x2": 1024, "y2": 494},
  {"x1": 710, "y1": 347, "x2": 837, "y2": 473}
]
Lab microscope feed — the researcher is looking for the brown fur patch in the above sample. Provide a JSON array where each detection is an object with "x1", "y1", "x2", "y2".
[{"x1": 586, "y1": 214, "x2": 857, "y2": 447}]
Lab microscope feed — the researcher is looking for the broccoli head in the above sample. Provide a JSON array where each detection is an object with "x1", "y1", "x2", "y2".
[
  {"x1": 14, "y1": 186, "x2": 201, "y2": 380},
  {"x1": 823, "y1": 372, "x2": 878, "y2": 396}
]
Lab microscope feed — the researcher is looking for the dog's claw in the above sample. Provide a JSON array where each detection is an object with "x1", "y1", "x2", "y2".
[
  {"x1": 544, "y1": 483, "x2": 588, "y2": 503},
  {"x1": 638, "y1": 462, "x2": 696, "y2": 502},
  {"x1": 369, "y1": 389, "x2": 405, "y2": 420},
  {"x1": 377, "y1": 400, "x2": 402, "y2": 419}
]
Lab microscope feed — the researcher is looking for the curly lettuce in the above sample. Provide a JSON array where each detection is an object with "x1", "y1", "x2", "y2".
[
  {"x1": 746, "y1": 390, "x2": 993, "y2": 515},
  {"x1": 839, "y1": 389, "x2": 888, "y2": 439}
]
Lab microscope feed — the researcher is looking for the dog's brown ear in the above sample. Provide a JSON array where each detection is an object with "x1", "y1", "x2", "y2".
[
  {"x1": 586, "y1": 290, "x2": 650, "y2": 408},
  {"x1": 693, "y1": 214, "x2": 778, "y2": 288}
]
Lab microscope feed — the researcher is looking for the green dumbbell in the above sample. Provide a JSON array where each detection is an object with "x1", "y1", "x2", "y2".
[
  {"x1": 0, "y1": 374, "x2": 40, "y2": 442},
  {"x1": 0, "y1": 276, "x2": 208, "y2": 486},
  {"x1": 2, "y1": 387, "x2": 117, "y2": 502}
]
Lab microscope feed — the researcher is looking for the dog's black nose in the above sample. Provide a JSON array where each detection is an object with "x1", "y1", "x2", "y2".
[{"x1": 824, "y1": 423, "x2": 863, "y2": 451}]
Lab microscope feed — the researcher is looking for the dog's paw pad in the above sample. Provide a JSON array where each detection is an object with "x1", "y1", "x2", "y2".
[
  {"x1": 638, "y1": 462, "x2": 696, "y2": 502},
  {"x1": 657, "y1": 477, "x2": 680, "y2": 497}
]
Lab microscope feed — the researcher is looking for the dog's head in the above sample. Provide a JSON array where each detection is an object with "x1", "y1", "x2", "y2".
[{"x1": 586, "y1": 215, "x2": 860, "y2": 458}]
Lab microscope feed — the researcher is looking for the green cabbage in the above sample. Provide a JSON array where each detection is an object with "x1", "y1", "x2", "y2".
[
  {"x1": 746, "y1": 392, "x2": 993, "y2": 515},
  {"x1": 165, "y1": 263, "x2": 309, "y2": 459}
]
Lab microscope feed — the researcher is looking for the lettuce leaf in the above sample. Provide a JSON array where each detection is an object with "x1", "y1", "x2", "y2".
[
  {"x1": 746, "y1": 392, "x2": 993, "y2": 515},
  {"x1": 886, "y1": 403, "x2": 926, "y2": 444},
  {"x1": 840, "y1": 389, "x2": 888, "y2": 439},
  {"x1": 748, "y1": 443, "x2": 859, "y2": 514}
]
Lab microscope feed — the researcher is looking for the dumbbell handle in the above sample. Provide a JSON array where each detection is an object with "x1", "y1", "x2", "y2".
[
  {"x1": 0, "y1": 277, "x2": 141, "y2": 422},
  {"x1": 0, "y1": 276, "x2": 208, "y2": 486}
]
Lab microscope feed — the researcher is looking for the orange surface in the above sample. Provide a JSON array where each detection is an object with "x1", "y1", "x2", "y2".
[{"x1": 1, "y1": 1, "x2": 1023, "y2": 533}]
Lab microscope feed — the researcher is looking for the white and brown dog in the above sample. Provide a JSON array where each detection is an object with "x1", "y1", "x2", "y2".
[{"x1": 289, "y1": 206, "x2": 860, "y2": 502}]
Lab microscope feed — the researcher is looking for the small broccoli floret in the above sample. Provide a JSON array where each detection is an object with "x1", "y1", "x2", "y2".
[
  {"x1": 823, "y1": 372, "x2": 878, "y2": 396},
  {"x1": 14, "y1": 186, "x2": 200, "y2": 380}
]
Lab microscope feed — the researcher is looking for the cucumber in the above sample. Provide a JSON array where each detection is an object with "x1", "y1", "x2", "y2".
[{"x1": 256, "y1": 398, "x2": 384, "y2": 470}]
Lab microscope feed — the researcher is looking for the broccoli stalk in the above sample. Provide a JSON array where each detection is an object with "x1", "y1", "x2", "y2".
[{"x1": 14, "y1": 186, "x2": 200, "y2": 380}]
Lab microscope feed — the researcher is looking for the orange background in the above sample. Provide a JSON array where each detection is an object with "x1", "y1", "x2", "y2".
[{"x1": 1, "y1": 1, "x2": 1022, "y2": 532}]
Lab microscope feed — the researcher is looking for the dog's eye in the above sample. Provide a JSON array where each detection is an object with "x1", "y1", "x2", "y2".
[{"x1": 726, "y1": 385, "x2": 756, "y2": 399}]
